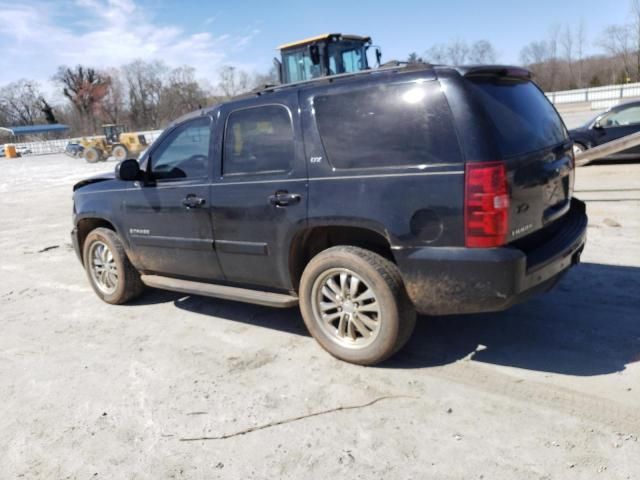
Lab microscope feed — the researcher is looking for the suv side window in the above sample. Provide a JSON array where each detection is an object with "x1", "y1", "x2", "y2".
[
  {"x1": 313, "y1": 81, "x2": 462, "y2": 169},
  {"x1": 602, "y1": 106, "x2": 640, "y2": 127},
  {"x1": 152, "y1": 116, "x2": 211, "y2": 180},
  {"x1": 223, "y1": 105, "x2": 295, "y2": 176}
]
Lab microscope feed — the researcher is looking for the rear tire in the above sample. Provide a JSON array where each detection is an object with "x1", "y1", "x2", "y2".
[
  {"x1": 82, "y1": 227, "x2": 144, "y2": 304},
  {"x1": 299, "y1": 246, "x2": 416, "y2": 365},
  {"x1": 84, "y1": 147, "x2": 102, "y2": 164}
]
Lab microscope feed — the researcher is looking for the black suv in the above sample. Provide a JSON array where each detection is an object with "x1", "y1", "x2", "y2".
[{"x1": 72, "y1": 64, "x2": 587, "y2": 365}]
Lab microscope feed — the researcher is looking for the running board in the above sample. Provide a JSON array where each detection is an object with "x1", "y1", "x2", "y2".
[{"x1": 140, "y1": 275, "x2": 299, "y2": 308}]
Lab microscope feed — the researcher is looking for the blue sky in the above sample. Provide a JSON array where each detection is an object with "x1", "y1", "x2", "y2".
[{"x1": 0, "y1": 0, "x2": 632, "y2": 95}]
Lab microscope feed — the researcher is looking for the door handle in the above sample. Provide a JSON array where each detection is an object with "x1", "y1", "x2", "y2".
[
  {"x1": 182, "y1": 194, "x2": 206, "y2": 209},
  {"x1": 268, "y1": 191, "x2": 302, "y2": 207}
]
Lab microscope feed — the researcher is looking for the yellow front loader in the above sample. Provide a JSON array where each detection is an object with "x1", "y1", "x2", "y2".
[{"x1": 80, "y1": 124, "x2": 148, "y2": 163}]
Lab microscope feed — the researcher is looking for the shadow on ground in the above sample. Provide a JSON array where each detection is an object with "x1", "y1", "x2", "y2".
[
  {"x1": 389, "y1": 262, "x2": 640, "y2": 375},
  {"x1": 140, "y1": 262, "x2": 640, "y2": 376}
]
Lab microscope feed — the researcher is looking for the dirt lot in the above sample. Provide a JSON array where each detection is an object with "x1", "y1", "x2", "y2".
[{"x1": 1, "y1": 154, "x2": 639, "y2": 479}]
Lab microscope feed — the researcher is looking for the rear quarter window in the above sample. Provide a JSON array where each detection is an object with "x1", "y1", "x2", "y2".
[
  {"x1": 313, "y1": 81, "x2": 462, "y2": 169},
  {"x1": 466, "y1": 78, "x2": 568, "y2": 157}
]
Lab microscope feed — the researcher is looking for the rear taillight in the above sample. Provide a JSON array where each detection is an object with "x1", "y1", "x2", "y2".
[{"x1": 465, "y1": 161, "x2": 510, "y2": 248}]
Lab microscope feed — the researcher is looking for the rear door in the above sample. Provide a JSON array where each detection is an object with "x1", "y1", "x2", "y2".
[
  {"x1": 463, "y1": 74, "x2": 574, "y2": 241},
  {"x1": 209, "y1": 94, "x2": 307, "y2": 290}
]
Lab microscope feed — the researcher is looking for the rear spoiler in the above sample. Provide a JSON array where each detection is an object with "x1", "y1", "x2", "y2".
[{"x1": 459, "y1": 65, "x2": 532, "y2": 81}]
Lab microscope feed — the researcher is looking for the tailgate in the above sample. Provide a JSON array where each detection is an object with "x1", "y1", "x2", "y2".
[{"x1": 505, "y1": 142, "x2": 574, "y2": 241}]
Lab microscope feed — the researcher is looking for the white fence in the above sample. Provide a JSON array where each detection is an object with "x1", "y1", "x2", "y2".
[
  {"x1": 546, "y1": 83, "x2": 640, "y2": 110},
  {"x1": 5, "y1": 130, "x2": 163, "y2": 157}
]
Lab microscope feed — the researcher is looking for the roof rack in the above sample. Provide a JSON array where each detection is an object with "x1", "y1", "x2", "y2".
[{"x1": 238, "y1": 62, "x2": 432, "y2": 99}]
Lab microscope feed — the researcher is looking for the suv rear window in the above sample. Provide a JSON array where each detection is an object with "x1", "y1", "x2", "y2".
[
  {"x1": 467, "y1": 79, "x2": 567, "y2": 157},
  {"x1": 314, "y1": 81, "x2": 462, "y2": 169}
]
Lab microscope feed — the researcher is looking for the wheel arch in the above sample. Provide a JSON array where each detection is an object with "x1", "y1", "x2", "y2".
[
  {"x1": 75, "y1": 217, "x2": 118, "y2": 265},
  {"x1": 288, "y1": 223, "x2": 395, "y2": 292}
]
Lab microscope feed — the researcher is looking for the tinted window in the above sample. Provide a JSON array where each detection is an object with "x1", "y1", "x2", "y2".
[
  {"x1": 314, "y1": 81, "x2": 461, "y2": 169},
  {"x1": 152, "y1": 117, "x2": 211, "y2": 180},
  {"x1": 467, "y1": 79, "x2": 567, "y2": 157},
  {"x1": 223, "y1": 106, "x2": 295, "y2": 175}
]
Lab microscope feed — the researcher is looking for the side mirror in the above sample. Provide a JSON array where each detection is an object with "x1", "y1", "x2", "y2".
[
  {"x1": 308, "y1": 45, "x2": 321, "y2": 65},
  {"x1": 375, "y1": 47, "x2": 382, "y2": 66},
  {"x1": 593, "y1": 121, "x2": 603, "y2": 130},
  {"x1": 115, "y1": 158, "x2": 141, "y2": 181}
]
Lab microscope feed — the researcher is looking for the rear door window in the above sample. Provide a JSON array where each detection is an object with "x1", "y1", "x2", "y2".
[
  {"x1": 313, "y1": 81, "x2": 462, "y2": 169},
  {"x1": 223, "y1": 105, "x2": 295, "y2": 176},
  {"x1": 466, "y1": 79, "x2": 567, "y2": 157}
]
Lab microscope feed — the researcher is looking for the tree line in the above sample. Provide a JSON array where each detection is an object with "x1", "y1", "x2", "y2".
[
  {"x1": 407, "y1": 0, "x2": 640, "y2": 91},
  {"x1": 0, "y1": 61, "x2": 275, "y2": 137}
]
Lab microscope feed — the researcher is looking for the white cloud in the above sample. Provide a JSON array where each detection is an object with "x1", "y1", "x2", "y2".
[{"x1": 0, "y1": 0, "x2": 260, "y2": 99}]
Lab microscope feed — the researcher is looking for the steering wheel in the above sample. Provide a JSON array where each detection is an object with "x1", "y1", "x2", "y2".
[{"x1": 177, "y1": 154, "x2": 207, "y2": 176}]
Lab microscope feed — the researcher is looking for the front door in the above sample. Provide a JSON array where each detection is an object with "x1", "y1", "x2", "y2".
[
  {"x1": 209, "y1": 97, "x2": 307, "y2": 291},
  {"x1": 121, "y1": 115, "x2": 223, "y2": 281}
]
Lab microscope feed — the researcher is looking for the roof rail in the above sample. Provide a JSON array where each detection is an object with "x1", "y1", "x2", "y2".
[{"x1": 237, "y1": 62, "x2": 434, "y2": 99}]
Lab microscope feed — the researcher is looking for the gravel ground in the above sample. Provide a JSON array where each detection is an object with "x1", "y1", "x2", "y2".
[{"x1": 1, "y1": 154, "x2": 639, "y2": 479}]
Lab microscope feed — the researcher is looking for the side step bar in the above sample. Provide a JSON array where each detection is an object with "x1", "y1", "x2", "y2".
[{"x1": 140, "y1": 275, "x2": 299, "y2": 308}]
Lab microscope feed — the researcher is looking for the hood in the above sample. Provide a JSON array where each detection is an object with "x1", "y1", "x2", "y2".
[{"x1": 73, "y1": 171, "x2": 116, "y2": 191}]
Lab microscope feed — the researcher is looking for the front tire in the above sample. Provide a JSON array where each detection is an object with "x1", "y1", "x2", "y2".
[
  {"x1": 299, "y1": 246, "x2": 416, "y2": 365},
  {"x1": 112, "y1": 144, "x2": 128, "y2": 162},
  {"x1": 84, "y1": 147, "x2": 102, "y2": 164},
  {"x1": 82, "y1": 227, "x2": 144, "y2": 304}
]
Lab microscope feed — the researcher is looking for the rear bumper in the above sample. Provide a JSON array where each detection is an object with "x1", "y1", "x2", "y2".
[{"x1": 395, "y1": 198, "x2": 587, "y2": 315}]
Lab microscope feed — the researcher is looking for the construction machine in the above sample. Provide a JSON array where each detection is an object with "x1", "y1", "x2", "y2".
[
  {"x1": 79, "y1": 124, "x2": 147, "y2": 163},
  {"x1": 274, "y1": 33, "x2": 382, "y2": 84}
]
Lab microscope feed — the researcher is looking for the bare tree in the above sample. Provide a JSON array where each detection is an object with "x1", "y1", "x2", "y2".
[
  {"x1": 561, "y1": 25, "x2": 575, "y2": 87},
  {"x1": 122, "y1": 60, "x2": 166, "y2": 129},
  {"x1": 576, "y1": 19, "x2": 587, "y2": 87},
  {"x1": 160, "y1": 66, "x2": 209, "y2": 121},
  {"x1": 520, "y1": 41, "x2": 550, "y2": 66},
  {"x1": 407, "y1": 52, "x2": 425, "y2": 64},
  {"x1": 54, "y1": 65, "x2": 110, "y2": 132},
  {"x1": 446, "y1": 39, "x2": 469, "y2": 65},
  {"x1": 599, "y1": 25, "x2": 634, "y2": 82},
  {"x1": 252, "y1": 65, "x2": 280, "y2": 88},
  {"x1": 424, "y1": 39, "x2": 497, "y2": 65},
  {"x1": 468, "y1": 40, "x2": 497, "y2": 64},
  {"x1": 101, "y1": 68, "x2": 125, "y2": 125},
  {"x1": 520, "y1": 25, "x2": 565, "y2": 90},
  {"x1": 546, "y1": 24, "x2": 561, "y2": 90},
  {"x1": 632, "y1": 0, "x2": 640, "y2": 81},
  {"x1": 217, "y1": 66, "x2": 252, "y2": 98},
  {"x1": 423, "y1": 44, "x2": 447, "y2": 64},
  {"x1": 0, "y1": 80, "x2": 46, "y2": 125}
]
